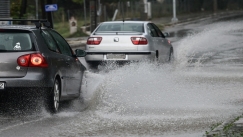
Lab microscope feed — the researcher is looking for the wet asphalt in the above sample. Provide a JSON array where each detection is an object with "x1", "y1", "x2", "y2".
[{"x1": 66, "y1": 10, "x2": 243, "y2": 136}]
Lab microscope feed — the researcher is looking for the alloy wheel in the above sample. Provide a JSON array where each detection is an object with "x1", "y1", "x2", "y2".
[{"x1": 53, "y1": 80, "x2": 60, "y2": 112}]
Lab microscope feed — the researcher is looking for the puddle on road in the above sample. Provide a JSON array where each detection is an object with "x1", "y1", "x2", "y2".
[{"x1": 47, "y1": 61, "x2": 243, "y2": 136}]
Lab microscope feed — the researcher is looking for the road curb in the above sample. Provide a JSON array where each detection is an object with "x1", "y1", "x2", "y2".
[{"x1": 205, "y1": 115, "x2": 243, "y2": 137}]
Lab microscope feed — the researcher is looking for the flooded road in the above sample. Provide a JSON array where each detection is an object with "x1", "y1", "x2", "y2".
[{"x1": 1, "y1": 13, "x2": 243, "y2": 137}]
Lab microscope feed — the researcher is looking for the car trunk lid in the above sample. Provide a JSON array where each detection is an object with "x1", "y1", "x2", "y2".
[
  {"x1": 87, "y1": 33, "x2": 144, "y2": 51},
  {"x1": 0, "y1": 52, "x2": 38, "y2": 78},
  {"x1": 0, "y1": 31, "x2": 35, "y2": 78}
]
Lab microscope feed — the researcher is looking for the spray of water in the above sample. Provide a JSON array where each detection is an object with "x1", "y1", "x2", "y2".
[
  {"x1": 48, "y1": 21, "x2": 243, "y2": 136},
  {"x1": 175, "y1": 21, "x2": 243, "y2": 68}
]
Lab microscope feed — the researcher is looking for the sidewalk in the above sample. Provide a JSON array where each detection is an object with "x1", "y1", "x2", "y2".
[
  {"x1": 206, "y1": 117, "x2": 243, "y2": 137},
  {"x1": 66, "y1": 37, "x2": 87, "y2": 49}
]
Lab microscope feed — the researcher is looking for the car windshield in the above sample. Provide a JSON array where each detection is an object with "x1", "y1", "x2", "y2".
[
  {"x1": 0, "y1": 32, "x2": 32, "y2": 51},
  {"x1": 96, "y1": 23, "x2": 144, "y2": 32}
]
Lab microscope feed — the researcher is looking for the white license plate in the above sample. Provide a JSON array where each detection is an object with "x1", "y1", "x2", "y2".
[
  {"x1": 106, "y1": 54, "x2": 126, "y2": 59},
  {"x1": 0, "y1": 82, "x2": 5, "y2": 90}
]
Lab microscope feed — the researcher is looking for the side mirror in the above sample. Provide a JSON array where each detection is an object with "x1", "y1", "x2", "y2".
[
  {"x1": 75, "y1": 49, "x2": 87, "y2": 57},
  {"x1": 163, "y1": 32, "x2": 170, "y2": 37}
]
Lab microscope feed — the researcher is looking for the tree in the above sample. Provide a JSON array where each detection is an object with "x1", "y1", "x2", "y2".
[
  {"x1": 72, "y1": 0, "x2": 84, "y2": 4},
  {"x1": 46, "y1": 0, "x2": 54, "y2": 28},
  {"x1": 19, "y1": 0, "x2": 27, "y2": 19},
  {"x1": 213, "y1": 0, "x2": 217, "y2": 12},
  {"x1": 10, "y1": 0, "x2": 21, "y2": 18}
]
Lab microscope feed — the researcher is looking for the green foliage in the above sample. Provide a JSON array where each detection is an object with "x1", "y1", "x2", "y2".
[
  {"x1": 205, "y1": 116, "x2": 243, "y2": 137},
  {"x1": 67, "y1": 29, "x2": 88, "y2": 38},
  {"x1": 102, "y1": 0, "x2": 137, "y2": 4},
  {"x1": 72, "y1": 0, "x2": 84, "y2": 4},
  {"x1": 10, "y1": 0, "x2": 21, "y2": 18},
  {"x1": 54, "y1": 20, "x2": 88, "y2": 38}
]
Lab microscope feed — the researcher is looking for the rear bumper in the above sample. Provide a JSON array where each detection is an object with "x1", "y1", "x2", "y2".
[
  {"x1": 0, "y1": 69, "x2": 53, "y2": 89},
  {"x1": 85, "y1": 51, "x2": 156, "y2": 61}
]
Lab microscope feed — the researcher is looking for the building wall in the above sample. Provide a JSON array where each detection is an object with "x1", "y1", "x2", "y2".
[{"x1": 0, "y1": 0, "x2": 10, "y2": 18}]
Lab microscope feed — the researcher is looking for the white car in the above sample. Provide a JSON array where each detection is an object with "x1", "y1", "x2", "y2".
[{"x1": 85, "y1": 21, "x2": 173, "y2": 67}]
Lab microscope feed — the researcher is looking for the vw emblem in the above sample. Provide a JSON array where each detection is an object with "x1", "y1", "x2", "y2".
[
  {"x1": 16, "y1": 66, "x2": 20, "y2": 70},
  {"x1": 114, "y1": 37, "x2": 119, "y2": 42}
]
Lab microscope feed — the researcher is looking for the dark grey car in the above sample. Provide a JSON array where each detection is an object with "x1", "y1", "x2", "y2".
[{"x1": 0, "y1": 20, "x2": 86, "y2": 113}]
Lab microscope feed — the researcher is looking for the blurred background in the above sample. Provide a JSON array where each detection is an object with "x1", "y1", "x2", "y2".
[{"x1": 1, "y1": 0, "x2": 243, "y2": 38}]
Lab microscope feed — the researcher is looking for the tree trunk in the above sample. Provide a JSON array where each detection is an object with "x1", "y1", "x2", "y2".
[
  {"x1": 40, "y1": 0, "x2": 46, "y2": 19},
  {"x1": 19, "y1": 0, "x2": 27, "y2": 19},
  {"x1": 46, "y1": 0, "x2": 54, "y2": 28},
  {"x1": 213, "y1": 0, "x2": 217, "y2": 12}
]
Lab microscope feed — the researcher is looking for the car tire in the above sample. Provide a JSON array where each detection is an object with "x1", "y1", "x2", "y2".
[{"x1": 45, "y1": 78, "x2": 61, "y2": 114}]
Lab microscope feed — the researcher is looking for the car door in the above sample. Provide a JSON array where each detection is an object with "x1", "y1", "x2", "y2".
[
  {"x1": 48, "y1": 30, "x2": 82, "y2": 95},
  {"x1": 146, "y1": 23, "x2": 160, "y2": 52},
  {"x1": 151, "y1": 23, "x2": 171, "y2": 61}
]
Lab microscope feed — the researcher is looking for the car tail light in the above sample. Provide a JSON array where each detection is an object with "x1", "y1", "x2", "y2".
[
  {"x1": 17, "y1": 54, "x2": 30, "y2": 67},
  {"x1": 131, "y1": 37, "x2": 148, "y2": 45},
  {"x1": 17, "y1": 53, "x2": 48, "y2": 67},
  {"x1": 86, "y1": 37, "x2": 102, "y2": 45},
  {"x1": 168, "y1": 40, "x2": 171, "y2": 44}
]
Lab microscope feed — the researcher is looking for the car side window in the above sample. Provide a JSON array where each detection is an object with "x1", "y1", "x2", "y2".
[
  {"x1": 48, "y1": 30, "x2": 73, "y2": 57},
  {"x1": 147, "y1": 23, "x2": 158, "y2": 37},
  {"x1": 41, "y1": 30, "x2": 60, "y2": 53},
  {"x1": 151, "y1": 23, "x2": 165, "y2": 38}
]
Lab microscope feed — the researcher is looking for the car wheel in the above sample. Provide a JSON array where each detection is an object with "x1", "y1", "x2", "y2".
[{"x1": 45, "y1": 78, "x2": 61, "y2": 114}]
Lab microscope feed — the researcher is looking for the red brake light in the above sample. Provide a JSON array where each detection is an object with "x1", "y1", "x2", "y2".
[
  {"x1": 131, "y1": 37, "x2": 148, "y2": 45},
  {"x1": 17, "y1": 54, "x2": 30, "y2": 67},
  {"x1": 168, "y1": 40, "x2": 171, "y2": 44},
  {"x1": 17, "y1": 53, "x2": 48, "y2": 67},
  {"x1": 87, "y1": 37, "x2": 102, "y2": 45}
]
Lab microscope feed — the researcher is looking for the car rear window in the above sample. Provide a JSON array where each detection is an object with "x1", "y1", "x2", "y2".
[
  {"x1": 0, "y1": 32, "x2": 32, "y2": 51},
  {"x1": 96, "y1": 23, "x2": 144, "y2": 32}
]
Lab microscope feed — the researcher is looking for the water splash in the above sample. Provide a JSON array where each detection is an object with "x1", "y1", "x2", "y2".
[
  {"x1": 48, "y1": 21, "x2": 243, "y2": 137},
  {"x1": 175, "y1": 21, "x2": 243, "y2": 68}
]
